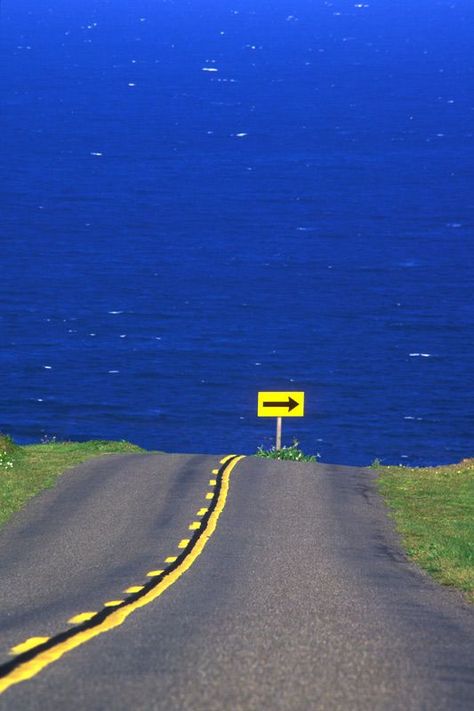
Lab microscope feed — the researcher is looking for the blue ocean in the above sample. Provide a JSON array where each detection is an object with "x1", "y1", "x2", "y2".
[{"x1": 1, "y1": 0, "x2": 473, "y2": 465}]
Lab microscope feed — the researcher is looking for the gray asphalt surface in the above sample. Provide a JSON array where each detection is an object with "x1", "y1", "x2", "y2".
[{"x1": 0, "y1": 453, "x2": 473, "y2": 709}]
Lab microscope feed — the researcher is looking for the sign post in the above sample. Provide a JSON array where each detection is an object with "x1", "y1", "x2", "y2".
[
  {"x1": 257, "y1": 391, "x2": 305, "y2": 450},
  {"x1": 276, "y1": 416, "x2": 282, "y2": 450}
]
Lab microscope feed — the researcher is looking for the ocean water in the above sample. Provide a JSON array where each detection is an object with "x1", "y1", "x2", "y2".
[{"x1": 1, "y1": 0, "x2": 473, "y2": 466}]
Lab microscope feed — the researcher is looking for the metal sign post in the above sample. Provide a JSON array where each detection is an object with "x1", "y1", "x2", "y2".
[{"x1": 276, "y1": 416, "x2": 282, "y2": 450}]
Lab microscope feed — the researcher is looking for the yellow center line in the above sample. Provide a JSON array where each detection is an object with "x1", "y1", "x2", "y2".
[
  {"x1": 219, "y1": 454, "x2": 236, "y2": 464},
  {"x1": 0, "y1": 455, "x2": 245, "y2": 694}
]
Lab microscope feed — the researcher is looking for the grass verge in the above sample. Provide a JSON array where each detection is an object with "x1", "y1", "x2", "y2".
[
  {"x1": 375, "y1": 459, "x2": 474, "y2": 603},
  {"x1": 256, "y1": 440, "x2": 318, "y2": 462},
  {"x1": 0, "y1": 435, "x2": 147, "y2": 530}
]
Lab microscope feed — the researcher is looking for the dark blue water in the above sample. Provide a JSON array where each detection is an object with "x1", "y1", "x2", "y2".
[{"x1": 1, "y1": 0, "x2": 473, "y2": 465}]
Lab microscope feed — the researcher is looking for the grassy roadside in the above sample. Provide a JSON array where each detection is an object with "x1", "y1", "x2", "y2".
[
  {"x1": 375, "y1": 459, "x2": 474, "y2": 603},
  {"x1": 0, "y1": 436, "x2": 148, "y2": 530},
  {"x1": 256, "y1": 441, "x2": 318, "y2": 461}
]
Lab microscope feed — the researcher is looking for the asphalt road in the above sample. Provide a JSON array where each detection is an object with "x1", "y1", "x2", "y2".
[{"x1": 0, "y1": 453, "x2": 473, "y2": 709}]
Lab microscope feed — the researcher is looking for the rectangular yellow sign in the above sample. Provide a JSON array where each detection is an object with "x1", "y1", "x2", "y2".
[{"x1": 257, "y1": 391, "x2": 305, "y2": 417}]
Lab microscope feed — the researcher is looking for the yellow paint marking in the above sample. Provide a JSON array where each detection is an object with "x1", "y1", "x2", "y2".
[
  {"x1": 146, "y1": 570, "x2": 164, "y2": 577},
  {"x1": 197, "y1": 508, "x2": 208, "y2": 516},
  {"x1": 220, "y1": 454, "x2": 236, "y2": 464},
  {"x1": 178, "y1": 539, "x2": 190, "y2": 549},
  {"x1": 0, "y1": 455, "x2": 245, "y2": 695},
  {"x1": 209, "y1": 479, "x2": 216, "y2": 486},
  {"x1": 68, "y1": 612, "x2": 96, "y2": 624},
  {"x1": 189, "y1": 522, "x2": 201, "y2": 530},
  {"x1": 124, "y1": 586, "x2": 144, "y2": 594},
  {"x1": 104, "y1": 600, "x2": 123, "y2": 608},
  {"x1": 205, "y1": 492, "x2": 214, "y2": 500},
  {"x1": 165, "y1": 556, "x2": 177, "y2": 563},
  {"x1": 10, "y1": 638, "x2": 49, "y2": 656},
  {"x1": 212, "y1": 468, "x2": 219, "y2": 474}
]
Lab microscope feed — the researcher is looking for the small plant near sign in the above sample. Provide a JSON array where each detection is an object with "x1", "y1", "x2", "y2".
[{"x1": 256, "y1": 440, "x2": 318, "y2": 462}]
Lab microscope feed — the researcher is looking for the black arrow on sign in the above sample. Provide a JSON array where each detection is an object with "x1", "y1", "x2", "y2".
[{"x1": 263, "y1": 396, "x2": 299, "y2": 412}]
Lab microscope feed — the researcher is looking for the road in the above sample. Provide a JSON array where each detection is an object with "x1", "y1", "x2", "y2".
[{"x1": 0, "y1": 452, "x2": 473, "y2": 709}]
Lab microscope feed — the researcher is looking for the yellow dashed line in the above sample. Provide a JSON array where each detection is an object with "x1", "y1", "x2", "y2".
[
  {"x1": 124, "y1": 586, "x2": 144, "y2": 594},
  {"x1": 178, "y1": 539, "x2": 190, "y2": 549},
  {"x1": 196, "y1": 508, "x2": 208, "y2": 516},
  {"x1": 205, "y1": 492, "x2": 213, "y2": 500},
  {"x1": 146, "y1": 570, "x2": 164, "y2": 577},
  {"x1": 165, "y1": 556, "x2": 177, "y2": 564},
  {"x1": 211, "y1": 468, "x2": 219, "y2": 474},
  {"x1": 209, "y1": 479, "x2": 216, "y2": 486},
  {"x1": 0, "y1": 455, "x2": 245, "y2": 694},
  {"x1": 68, "y1": 612, "x2": 96, "y2": 624},
  {"x1": 104, "y1": 600, "x2": 123, "y2": 608},
  {"x1": 10, "y1": 638, "x2": 49, "y2": 656},
  {"x1": 189, "y1": 522, "x2": 201, "y2": 531}
]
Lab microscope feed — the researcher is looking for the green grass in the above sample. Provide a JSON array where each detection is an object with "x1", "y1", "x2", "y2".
[
  {"x1": 375, "y1": 459, "x2": 474, "y2": 603},
  {"x1": 256, "y1": 440, "x2": 318, "y2": 462},
  {"x1": 0, "y1": 435, "x2": 148, "y2": 530}
]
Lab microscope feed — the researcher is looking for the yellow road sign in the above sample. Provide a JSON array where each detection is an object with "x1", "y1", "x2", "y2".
[{"x1": 257, "y1": 391, "x2": 305, "y2": 417}]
